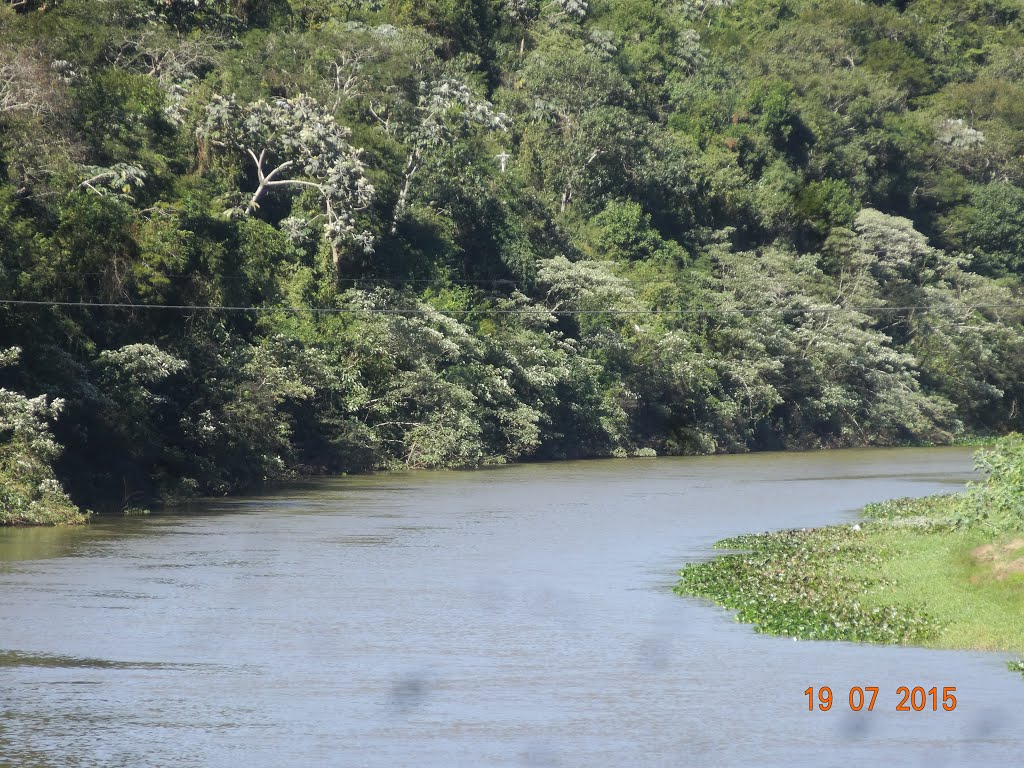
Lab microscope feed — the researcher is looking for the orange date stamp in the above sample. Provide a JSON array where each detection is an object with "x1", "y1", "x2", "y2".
[{"x1": 805, "y1": 686, "x2": 957, "y2": 712}]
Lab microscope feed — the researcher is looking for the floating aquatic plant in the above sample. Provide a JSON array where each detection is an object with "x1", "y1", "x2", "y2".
[{"x1": 676, "y1": 525, "x2": 940, "y2": 645}]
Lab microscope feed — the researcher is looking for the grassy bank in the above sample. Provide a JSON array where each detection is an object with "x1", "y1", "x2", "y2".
[{"x1": 675, "y1": 435, "x2": 1024, "y2": 661}]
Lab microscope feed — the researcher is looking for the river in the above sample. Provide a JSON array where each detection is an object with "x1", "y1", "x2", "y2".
[{"x1": 1, "y1": 447, "x2": 1021, "y2": 767}]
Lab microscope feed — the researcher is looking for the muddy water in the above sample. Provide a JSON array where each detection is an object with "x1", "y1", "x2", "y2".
[{"x1": 1, "y1": 447, "x2": 1021, "y2": 767}]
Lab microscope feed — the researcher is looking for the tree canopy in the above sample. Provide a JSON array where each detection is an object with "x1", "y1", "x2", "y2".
[{"x1": 0, "y1": 0, "x2": 1022, "y2": 520}]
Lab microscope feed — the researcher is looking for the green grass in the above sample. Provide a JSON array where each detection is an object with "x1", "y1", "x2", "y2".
[
  {"x1": 677, "y1": 520, "x2": 1024, "y2": 653},
  {"x1": 676, "y1": 524, "x2": 942, "y2": 645},
  {"x1": 675, "y1": 436, "x2": 1024, "y2": 658},
  {"x1": 844, "y1": 528, "x2": 1024, "y2": 652}
]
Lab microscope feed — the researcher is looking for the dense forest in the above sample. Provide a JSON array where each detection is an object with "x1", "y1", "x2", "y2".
[{"x1": 1, "y1": 0, "x2": 1023, "y2": 522}]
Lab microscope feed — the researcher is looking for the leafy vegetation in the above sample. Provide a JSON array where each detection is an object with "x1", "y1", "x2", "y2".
[
  {"x1": 1, "y1": 0, "x2": 1023, "y2": 520},
  {"x1": 0, "y1": 348, "x2": 87, "y2": 524},
  {"x1": 677, "y1": 525, "x2": 942, "y2": 644},
  {"x1": 676, "y1": 435, "x2": 1024, "y2": 655}
]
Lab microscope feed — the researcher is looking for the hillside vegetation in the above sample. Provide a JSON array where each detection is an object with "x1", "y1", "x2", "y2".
[{"x1": 1, "y1": 0, "x2": 1023, "y2": 520}]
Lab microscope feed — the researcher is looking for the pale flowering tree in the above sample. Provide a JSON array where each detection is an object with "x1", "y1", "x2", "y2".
[
  {"x1": 537, "y1": 255, "x2": 637, "y2": 314},
  {"x1": 674, "y1": 28, "x2": 707, "y2": 75},
  {"x1": 98, "y1": 344, "x2": 188, "y2": 402},
  {"x1": 549, "y1": 0, "x2": 587, "y2": 20},
  {"x1": 0, "y1": 348, "x2": 82, "y2": 524},
  {"x1": 112, "y1": 30, "x2": 219, "y2": 124},
  {"x1": 199, "y1": 94, "x2": 376, "y2": 264},
  {"x1": 693, "y1": 0, "x2": 735, "y2": 12},
  {"x1": 388, "y1": 79, "x2": 508, "y2": 234},
  {"x1": 586, "y1": 29, "x2": 617, "y2": 60},
  {"x1": 504, "y1": 0, "x2": 535, "y2": 22},
  {"x1": 0, "y1": 349, "x2": 64, "y2": 461},
  {"x1": 936, "y1": 118, "x2": 985, "y2": 149},
  {"x1": 504, "y1": 0, "x2": 539, "y2": 53},
  {"x1": 0, "y1": 47, "x2": 64, "y2": 118},
  {"x1": 676, "y1": 0, "x2": 735, "y2": 23},
  {"x1": 78, "y1": 163, "x2": 148, "y2": 200}
]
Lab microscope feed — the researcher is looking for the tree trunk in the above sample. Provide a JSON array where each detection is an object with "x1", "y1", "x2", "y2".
[{"x1": 390, "y1": 148, "x2": 420, "y2": 236}]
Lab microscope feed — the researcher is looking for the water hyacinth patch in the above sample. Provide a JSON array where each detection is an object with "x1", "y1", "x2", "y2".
[
  {"x1": 675, "y1": 525, "x2": 941, "y2": 645},
  {"x1": 676, "y1": 436, "x2": 1024, "y2": 668}
]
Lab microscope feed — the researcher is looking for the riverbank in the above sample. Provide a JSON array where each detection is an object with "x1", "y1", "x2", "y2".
[
  {"x1": 2, "y1": 436, "x2": 995, "y2": 527},
  {"x1": 0, "y1": 463, "x2": 89, "y2": 526},
  {"x1": 675, "y1": 435, "x2": 1024, "y2": 664},
  {"x1": 0, "y1": 492, "x2": 88, "y2": 526}
]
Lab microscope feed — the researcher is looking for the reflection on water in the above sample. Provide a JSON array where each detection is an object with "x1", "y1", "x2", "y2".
[
  {"x1": 0, "y1": 650, "x2": 229, "y2": 672},
  {"x1": 0, "y1": 447, "x2": 1022, "y2": 767},
  {"x1": 0, "y1": 525, "x2": 100, "y2": 564}
]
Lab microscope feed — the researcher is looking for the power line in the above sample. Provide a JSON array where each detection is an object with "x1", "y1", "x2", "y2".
[
  {"x1": 59, "y1": 270, "x2": 1024, "y2": 294},
  {"x1": 0, "y1": 298, "x2": 1021, "y2": 316},
  {"x1": 71, "y1": 272, "x2": 526, "y2": 285}
]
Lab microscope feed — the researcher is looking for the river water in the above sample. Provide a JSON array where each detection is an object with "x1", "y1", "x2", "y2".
[{"x1": 1, "y1": 447, "x2": 1021, "y2": 767}]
